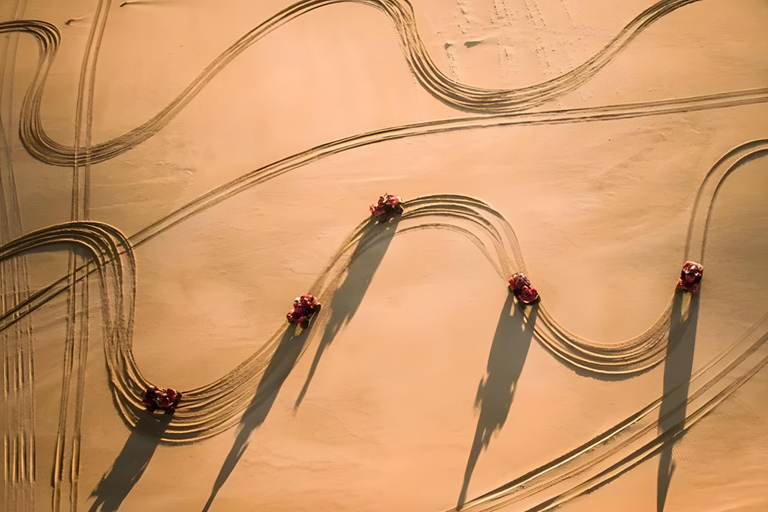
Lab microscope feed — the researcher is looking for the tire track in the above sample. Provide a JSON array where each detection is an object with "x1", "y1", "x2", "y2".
[
  {"x1": 447, "y1": 140, "x2": 768, "y2": 510},
  {"x1": 0, "y1": 140, "x2": 765, "y2": 509},
  {"x1": 0, "y1": 0, "x2": 764, "y2": 505},
  {"x1": 2, "y1": 138, "x2": 766, "y2": 426},
  {"x1": 450, "y1": 313, "x2": 768, "y2": 512},
  {"x1": 3, "y1": 132, "x2": 768, "y2": 438},
  {"x1": 1, "y1": 156, "x2": 767, "y2": 509},
  {"x1": 0, "y1": 81, "x2": 762, "y2": 511},
  {"x1": 0, "y1": 0, "x2": 706, "y2": 167},
  {"x1": 0, "y1": 1, "x2": 34, "y2": 511},
  {"x1": 55, "y1": 1, "x2": 111, "y2": 510},
  {"x1": 2, "y1": 32, "x2": 762, "y2": 504}
]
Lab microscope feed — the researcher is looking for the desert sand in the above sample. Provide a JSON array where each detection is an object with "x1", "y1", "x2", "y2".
[{"x1": 1, "y1": 0, "x2": 767, "y2": 511}]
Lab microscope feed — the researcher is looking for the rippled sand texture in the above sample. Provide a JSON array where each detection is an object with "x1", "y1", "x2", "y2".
[{"x1": 1, "y1": 0, "x2": 767, "y2": 511}]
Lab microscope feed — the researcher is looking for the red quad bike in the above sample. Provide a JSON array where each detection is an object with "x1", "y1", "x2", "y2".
[
  {"x1": 286, "y1": 294, "x2": 322, "y2": 329},
  {"x1": 369, "y1": 194, "x2": 403, "y2": 221},
  {"x1": 141, "y1": 385, "x2": 182, "y2": 413}
]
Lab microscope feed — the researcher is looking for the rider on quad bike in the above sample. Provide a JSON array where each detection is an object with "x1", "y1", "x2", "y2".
[{"x1": 141, "y1": 385, "x2": 182, "y2": 413}]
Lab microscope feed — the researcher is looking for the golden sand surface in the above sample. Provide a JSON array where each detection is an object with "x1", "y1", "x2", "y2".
[{"x1": 1, "y1": 0, "x2": 767, "y2": 511}]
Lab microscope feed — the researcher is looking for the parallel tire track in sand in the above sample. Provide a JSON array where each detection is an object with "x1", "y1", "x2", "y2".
[
  {"x1": 1, "y1": 139, "x2": 767, "y2": 509},
  {"x1": 0, "y1": 2, "x2": 34, "y2": 512},
  {"x1": 0, "y1": 0, "x2": 717, "y2": 167},
  {"x1": 53, "y1": 1, "x2": 112, "y2": 510},
  {"x1": 0, "y1": 0, "x2": 766, "y2": 509}
]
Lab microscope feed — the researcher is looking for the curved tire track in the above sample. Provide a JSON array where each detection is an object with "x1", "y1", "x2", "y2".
[{"x1": 0, "y1": 0, "x2": 719, "y2": 167}]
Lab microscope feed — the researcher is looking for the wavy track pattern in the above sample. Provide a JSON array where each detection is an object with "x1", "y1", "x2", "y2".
[
  {"x1": 0, "y1": 0, "x2": 720, "y2": 167},
  {"x1": 0, "y1": 0, "x2": 766, "y2": 510},
  {"x1": 1, "y1": 138, "x2": 766, "y2": 509},
  {"x1": 3, "y1": 135, "x2": 765, "y2": 431}
]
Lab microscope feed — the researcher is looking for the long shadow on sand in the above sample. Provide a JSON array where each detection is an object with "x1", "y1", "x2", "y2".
[
  {"x1": 201, "y1": 327, "x2": 308, "y2": 512},
  {"x1": 457, "y1": 295, "x2": 537, "y2": 509},
  {"x1": 657, "y1": 292, "x2": 699, "y2": 512},
  {"x1": 294, "y1": 217, "x2": 398, "y2": 409},
  {"x1": 88, "y1": 413, "x2": 171, "y2": 512}
]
